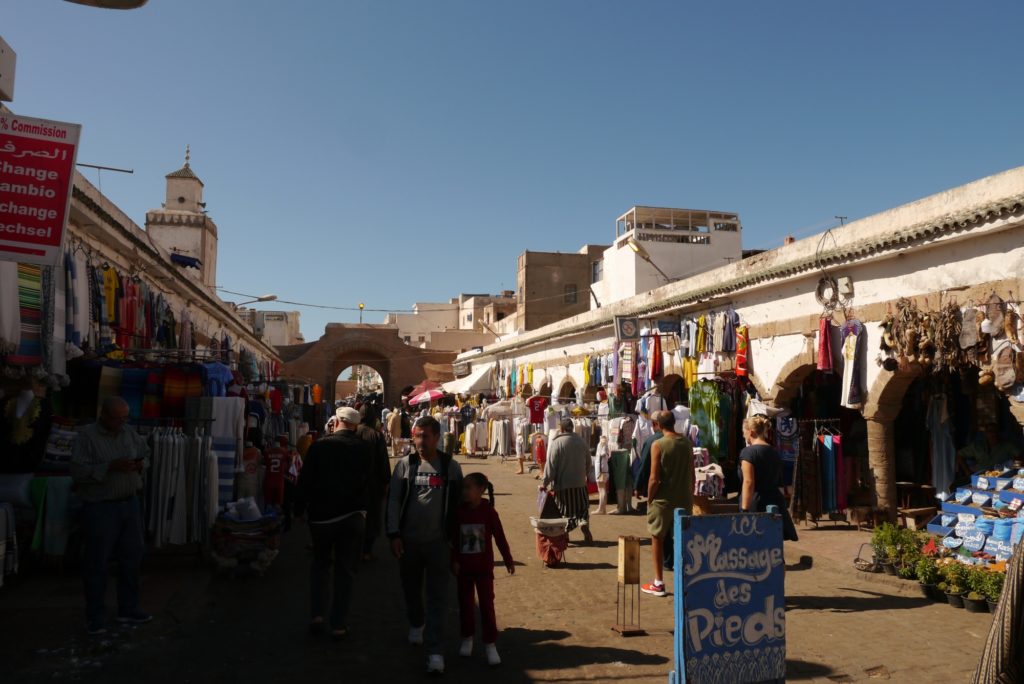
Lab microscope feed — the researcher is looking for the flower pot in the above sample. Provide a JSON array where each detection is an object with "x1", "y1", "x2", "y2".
[
  {"x1": 919, "y1": 583, "x2": 940, "y2": 601},
  {"x1": 881, "y1": 562, "x2": 898, "y2": 576},
  {"x1": 963, "y1": 596, "x2": 988, "y2": 613},
  {"x1": 946, "y1": 591, "x2": 965, "y2": 609},
  {"x1": 987, "y1": 599, "x2": 999, "y2": 613}
]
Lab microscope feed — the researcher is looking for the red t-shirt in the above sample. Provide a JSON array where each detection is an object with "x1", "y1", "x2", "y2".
[
  {"x1": 526, "y1": 396, "x2": 549, "y2": 424},
  {"x1": 268, "y1": 388, "x2": 283, "y2": 414},
  {"x1": 264, "y1": 447, "x2": 291, "y2": 503}
]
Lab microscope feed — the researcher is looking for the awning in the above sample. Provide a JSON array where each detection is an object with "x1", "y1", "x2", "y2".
[
  {"x1": 442, "y1": 363, "x2": 493, "y2": 395},
  {"x1": 171, "y1": 253, "x2": 202, "y2": 269}
]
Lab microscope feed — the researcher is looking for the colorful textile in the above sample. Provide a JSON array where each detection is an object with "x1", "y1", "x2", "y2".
[
  {"x1": 6, "y1": 264, "x2": 43, "y2": 366},
  {"x1": 735, "y1": 325, "x2": 749, "y2": 376},
  {"x1": 162, "y1": 366, "x2": 188, "y2": 416},
  {"x1": 817, "y1": 318, "x2": 833, "y2": 372},
  {"x1": 142, "y1": 370, "x2": 163, "y2": 419},
  {"x1": 120, "y1": 368, "x2": 149, "y2": 419}
]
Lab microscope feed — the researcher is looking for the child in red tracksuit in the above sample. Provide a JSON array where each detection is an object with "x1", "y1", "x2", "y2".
[{"x1": 452, "y1": 472, "x2": 514, "y2": 666}]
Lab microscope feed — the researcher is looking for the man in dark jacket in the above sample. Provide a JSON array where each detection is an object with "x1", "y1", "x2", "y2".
[
  {"x1": 356, "y1": 405, "x2": 391, "y2": 561},
  {"x1": 296, "y1": 406, "x2": 373, "y2": 639}
]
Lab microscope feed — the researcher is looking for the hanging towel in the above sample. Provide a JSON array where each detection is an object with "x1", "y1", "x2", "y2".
[{"x1": 817, "y1": 319, "x2": 833, "y2": 372}]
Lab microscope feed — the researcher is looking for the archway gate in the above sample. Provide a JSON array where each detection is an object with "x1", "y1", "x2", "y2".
[{"x1": 278, "y1": 324, "x2": 456, "y2": 407}]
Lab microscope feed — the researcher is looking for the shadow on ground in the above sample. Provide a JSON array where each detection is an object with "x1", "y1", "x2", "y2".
[
  {"x1": 786, "y1": 587, "x2": 931, "y2": 613},
  {"x1": 787, "y1": 658, "x2": 838, "y2": 680}
]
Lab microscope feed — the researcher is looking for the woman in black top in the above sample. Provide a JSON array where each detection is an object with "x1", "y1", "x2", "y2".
[{"x1": 739, "y1": 415, "x2": 798, "y2": 541}]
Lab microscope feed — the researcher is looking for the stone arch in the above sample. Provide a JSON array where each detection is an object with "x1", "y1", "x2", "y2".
[
  {"x1": 556, "y1": 378, "x2": 578, "y2": 403},
  {"x1": 760, "y1": 335, "x2": 817, "y2": 408},
  {"x1": 278, "y1": 324, "x2": 456, "y2": 410},
  {"x1": 862, "y1": 363, "x2": 926, "y2": 422},
  {"x1": 769, "y1": 360, "x2": 818, "y2": 410},
  {"x1": 538, "y1": 381, "x2": 552, "y2": 399}
]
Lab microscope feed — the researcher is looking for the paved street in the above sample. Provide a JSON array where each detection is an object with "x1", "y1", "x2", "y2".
[{"x1": 1, "y1": 453, "x2": 995, "y2": 683}]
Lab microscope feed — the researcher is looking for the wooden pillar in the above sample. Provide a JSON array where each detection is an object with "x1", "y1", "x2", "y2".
[{"x1": 866, "y1": 417, "x2": 898, "y2": 522}]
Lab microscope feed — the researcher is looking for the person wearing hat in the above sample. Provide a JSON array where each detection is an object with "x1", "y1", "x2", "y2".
[{"x1": 296, "y1": 405, "x2": 374, "y2": 640}]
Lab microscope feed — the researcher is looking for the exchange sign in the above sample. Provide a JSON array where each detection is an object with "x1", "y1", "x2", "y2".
[{"x1": 0, "y1": 112, "x2": 80, "y2": 266}]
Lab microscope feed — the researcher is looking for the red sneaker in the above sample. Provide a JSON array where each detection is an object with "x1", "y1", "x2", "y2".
[{"x1": 641, "y1": 582, "x2": 667, "y2": 597}]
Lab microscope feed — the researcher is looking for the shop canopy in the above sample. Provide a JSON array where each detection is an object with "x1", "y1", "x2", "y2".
[{"x1": 442, "y1": 363, "x2": 494, "y2": 395}]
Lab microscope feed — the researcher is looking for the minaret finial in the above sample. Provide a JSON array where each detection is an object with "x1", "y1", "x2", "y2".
[{"x1": 185, "y1": 144, "x2": 190, "y2": 167}]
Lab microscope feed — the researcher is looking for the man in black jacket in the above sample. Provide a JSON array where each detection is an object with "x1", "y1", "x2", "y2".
[
  {"x1": 356, "y1": 405, "x2": 391, "y2": 561},
  {"x1": 296, "y1": 406, "x2": 373, "y2": 639}
]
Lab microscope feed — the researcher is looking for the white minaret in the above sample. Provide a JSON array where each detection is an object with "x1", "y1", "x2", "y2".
[{"x1": 145, "y1": 146, "x2": 219, "y2": 289}]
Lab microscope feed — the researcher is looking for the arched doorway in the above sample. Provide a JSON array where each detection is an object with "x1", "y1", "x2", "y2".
[
  {"x1": 336, "y1": 364, "x2": 385, "y2": 403},
  {"x1": 659, "y1": 373, "x2": 685, "y2": 406},
  {"x1": 556, "y1": 379, "x2": 578, "y2": 404},
  {"x1": 538, "y1": 382, "x2": 552, "y2": 399}
]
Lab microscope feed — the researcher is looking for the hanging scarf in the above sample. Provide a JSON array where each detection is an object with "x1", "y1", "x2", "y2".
[{"x1": 650, "y1": 332, "x2": 663, "y2": 380}]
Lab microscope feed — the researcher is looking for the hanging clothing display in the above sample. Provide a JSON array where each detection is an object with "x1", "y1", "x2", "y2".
[
  {"x1": 839, "y1": 319, "x2": 865, "y2": 409},
  {"x1": 817, "y1": 318, "x2": 833, "y2": 372},
  {"x1": 926, "y1": 394, "x2": 956, "y2": 494}
]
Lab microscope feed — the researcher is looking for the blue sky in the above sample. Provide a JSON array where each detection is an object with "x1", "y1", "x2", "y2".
[{"x1": 6, "y1": 1, "x2": 1023, "y2": 339}]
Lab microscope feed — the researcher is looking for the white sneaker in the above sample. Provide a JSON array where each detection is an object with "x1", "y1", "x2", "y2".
[
  {"x1": 426, "y1": 654, "x2": 445, "y2": 674},
  {"x1": 459, "y1": 637, "x2": 473, "y2": 657},
  {"x1": 485, "y1": 643, "x2": 501, "y2": 666},
  {"x1": 408, "y1": 625, "x2": 424, "y2": 645}
]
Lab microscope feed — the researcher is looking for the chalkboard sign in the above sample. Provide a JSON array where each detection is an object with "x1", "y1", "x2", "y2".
[{"x1": 670, "y1": 509, "x2": 786, "y2": 684}]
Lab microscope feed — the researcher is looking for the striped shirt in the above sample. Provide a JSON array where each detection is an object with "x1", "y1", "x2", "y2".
[{"x1": 70, "y1": 423, "x2": 150, "y2": 503}]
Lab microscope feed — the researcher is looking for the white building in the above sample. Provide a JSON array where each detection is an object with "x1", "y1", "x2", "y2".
[
  {"x1": 237, "y1": 309, "x2": 304, "y2": 347},
  {"x1": 383, "y1": 296, "x2": 504, "y2": 352},
  {"x1": 383, "y1": 300, "x2": 459, "y2": 346},
  {"x1": 591, "y1": 206, "x2": 742, "y2": 309}
]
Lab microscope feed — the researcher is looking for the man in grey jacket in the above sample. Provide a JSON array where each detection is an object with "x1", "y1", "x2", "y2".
[
  {"x1": 387, "y1": 416, "x2": 463, "y2": 675},
  {"x1": 541, "y1": 418, "x2": 594, "y2": 543},
  {"x1": 70, "y1": 396, "x2": 151, "y2": 635}
]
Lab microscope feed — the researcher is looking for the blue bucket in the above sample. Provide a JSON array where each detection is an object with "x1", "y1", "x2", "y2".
[
  {"x1": 993, "y1": 518, "x2": 1013, "y2": 542},
  {"x1": 975, "y1": 518, "x2": 996, "y2": 536}
]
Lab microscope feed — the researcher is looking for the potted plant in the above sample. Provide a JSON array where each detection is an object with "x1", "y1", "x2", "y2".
[
  {"x1": 871, "y1": 523, "x2": 890, "y2": 562},
  {"x1": 872, "y1": 523, "x2": 899, "y2": 574},
  {"x1": 983, "y1": 571, "x2": 1005, "y2": 613},
  {"x1": 964, "y1": 566, "x2": 990, "y2": 613},
  {"x1": 916, "y1": 557, "x2": 941, "y2": 600},
  {"x1": 898, "y1": 548, "x2": 920, "y2": 580},
  {"x1": 943, "y1": 562, "x2": 968, "y2": 608}
]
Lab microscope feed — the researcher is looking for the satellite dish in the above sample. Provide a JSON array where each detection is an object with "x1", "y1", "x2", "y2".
[{"x1": 64, "y1": 0, "x2": 149, "y2": 9}]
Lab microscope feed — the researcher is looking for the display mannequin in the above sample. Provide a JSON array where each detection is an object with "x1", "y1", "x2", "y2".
[
  {"x1": 526, "y1": 391, "x2": 549, "y2": 426},
  {"x1": 672, "y1": 401, "x2": 691, "y2": 435},
  {"x1": 636, "y1": 386, "x2": 667, "y2": 416}
]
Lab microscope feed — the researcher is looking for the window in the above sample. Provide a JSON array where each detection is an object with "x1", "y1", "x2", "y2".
[
  {"x1": 418, "y1": 335, "x2": 425, "y2": 342},
  {"x1": 466, "y1": 313, "x2": 473, "y2": 322},
  {"x1": 564, "y1": 284, "x2": 578, "y2": 304},
  {"x1": 591, "y1": 259, "x2": 603, "y2": 283},
  {"x1": 403, "y1": 336, "x2": 411, "y2": 343},
  {"x1": 714, "y1": 221, "x2": 738, "y2": 232}
]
